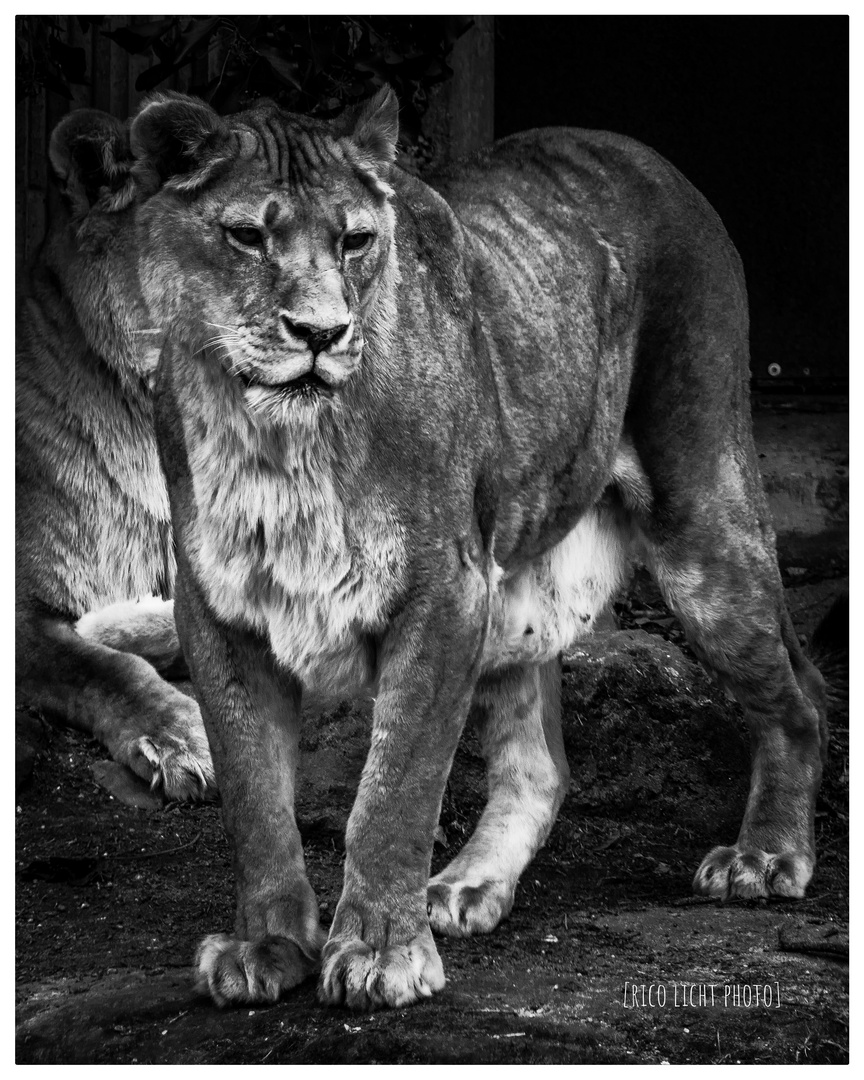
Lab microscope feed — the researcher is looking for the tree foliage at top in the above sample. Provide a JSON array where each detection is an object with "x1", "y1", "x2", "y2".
[{"x1": 17, "y1": 15, "x2": 472, "y2": 148}]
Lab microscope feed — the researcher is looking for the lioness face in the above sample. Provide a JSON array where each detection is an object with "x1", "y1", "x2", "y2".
[{"x1": 134, "y1": 101, "x2": 396, "y2": 421}]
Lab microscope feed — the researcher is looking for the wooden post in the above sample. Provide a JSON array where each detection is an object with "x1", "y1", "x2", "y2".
[
  {"x1": 66, "y1": 15, "x2": 92, "y2": 111},
  {"x1": 421, "y1": 15, "x2": 495, "y2": 171},
  {"x1": 24, "y1": 90, "x2": 47, "y2": 268},
  {"x1": 447, "y1": 14, "x2": 495, "y2": 158},
  {"x1": 107, "y1": 15, "x2": 130, "y2": 118},
  {"x1": 16, "y1": 94, "x2": 28, "y2": 276}
]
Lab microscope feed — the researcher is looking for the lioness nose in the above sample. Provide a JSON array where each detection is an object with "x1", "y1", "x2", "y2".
[{"x1": 281, "y1": 314, "x2": 349, "y2": 355}]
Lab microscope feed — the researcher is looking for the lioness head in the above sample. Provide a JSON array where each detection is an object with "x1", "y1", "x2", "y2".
[{"x1": 130, "y1": 89, "x2": 400, "y2": 421}]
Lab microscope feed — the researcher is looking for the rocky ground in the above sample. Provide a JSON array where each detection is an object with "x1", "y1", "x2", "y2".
[{"x1": 16, "y1": 545, "x2": 848, "y2": 1064}]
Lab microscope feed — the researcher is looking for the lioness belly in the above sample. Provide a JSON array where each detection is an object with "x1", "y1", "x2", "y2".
[
  {"x1": 195, "y1": 497, "x2": 632, "y2": 694},
  {"x1": 483, "y1": 504, "x2": 632, "y2": 671}
]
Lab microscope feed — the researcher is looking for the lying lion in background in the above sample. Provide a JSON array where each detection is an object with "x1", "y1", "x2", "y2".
[
  {"x1": 119, "y1": 86, "x2": 826, "y2": 1010},
  {"x1": 16, "y1": 109, "x2": 213, "y2": 800}
]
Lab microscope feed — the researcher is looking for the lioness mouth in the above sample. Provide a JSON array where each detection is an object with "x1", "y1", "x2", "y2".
[{"x1": 237, "y1": 369, "x2": 332, "y2": 399}]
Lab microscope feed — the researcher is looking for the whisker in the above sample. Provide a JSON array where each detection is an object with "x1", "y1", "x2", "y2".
[
  {"x1": 198, "y1": 333, "x2": 243, "y2": 363},
  {"x1": 192, "y1": 340, "x2": 228, "y2": 362}
]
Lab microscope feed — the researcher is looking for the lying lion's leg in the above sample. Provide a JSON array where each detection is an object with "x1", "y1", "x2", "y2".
[
  {"x1": 76, "y1": 596, "x2": 186, "y2": 676},
  {"x1": 17, "y1": 616, "x2": 213, "y2": 800},
  {"x1": 643, "y1": 476, "x2": 827, "y2": 901},
  {"x1": 427, "y1": 658, "x2": 569, "y2": 936},
  {"x1": 176, "y1": 576, "x2": 325, "y2": 1007}
]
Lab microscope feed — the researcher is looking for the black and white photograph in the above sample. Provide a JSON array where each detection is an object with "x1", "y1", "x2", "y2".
[{"x1": 15, "y1": 11, "x2": 849, "y2": 1065}]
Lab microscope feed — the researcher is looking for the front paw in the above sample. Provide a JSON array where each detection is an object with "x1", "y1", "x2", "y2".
[
  {"x1": 121, "y1": 698, "x2": 216, "y2": 801},
  {"x1": 693, "y1": 845, "x2": 814, "y2": 900},
  {"x1": 129, "y1": 728, "x2": 215, "y2": 801},
  {"x1": 195, "y1": 932, "x2": 321, "y2": 1007},
  {"x1": 319, "y1": 927, "x2": 445, "y2": 1010}
]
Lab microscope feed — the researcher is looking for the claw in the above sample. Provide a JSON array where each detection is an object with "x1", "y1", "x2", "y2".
[{"x1": 130, "y1": 734, "x2": 215, "y2": 802}]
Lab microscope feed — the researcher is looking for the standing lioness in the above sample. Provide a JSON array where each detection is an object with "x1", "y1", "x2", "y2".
[{"x1": 128, "y1": 87, "x2": 826, "y2": 1010}]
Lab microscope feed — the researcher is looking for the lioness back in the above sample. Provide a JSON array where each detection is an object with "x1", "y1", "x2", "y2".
[
  {"x1": 17, "y1": 277, "x2": 172, "y2": 623},
  {"x1": 424, "y1": 129, "x2": 724, "y2": 561},
  {"x1": 16, "y1": 132, "x2": 171, "y2": 627}
]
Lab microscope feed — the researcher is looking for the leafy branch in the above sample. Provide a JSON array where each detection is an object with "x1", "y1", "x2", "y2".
[{"x1": 18, "y1": 15, "x2": 472, "y2": 151}]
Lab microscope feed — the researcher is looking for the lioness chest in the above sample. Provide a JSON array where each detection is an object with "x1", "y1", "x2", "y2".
[{"x1": 182, "y1": 412, "x2": 406, "y2": 704}]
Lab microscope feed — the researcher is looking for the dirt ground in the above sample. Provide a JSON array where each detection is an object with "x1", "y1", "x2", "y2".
[{"x1": 15, "y1": 556, "x2": 848, "y2": 1065}]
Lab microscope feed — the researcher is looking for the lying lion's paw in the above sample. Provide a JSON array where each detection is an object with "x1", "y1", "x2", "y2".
[
  {"x1": 114, "y1": 694, "x2": 215, "y2": 801},
  {"x1": 319, "y1": 931, "x2": 445, "y2": 1010},
  {"x1": 693, "y1": 845, "x2": 813, "y2": 901},
  {"x1": 195, "y1": 933, "x2": 319, "y2": 1007},
  {"x1": 426, "y1": 877, "x2": 514, "y2": 937},
  {"x1": 131, "y1": 727, "x2": 216, "y2": 802}
]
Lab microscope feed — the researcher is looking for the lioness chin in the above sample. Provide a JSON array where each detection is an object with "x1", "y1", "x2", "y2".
[
  {"x1": 16, "y1": 109, "x2": 214, "y2": 800},
  {"x1": 126, "y1": 86, "x2": 826, "y2": 1010}
]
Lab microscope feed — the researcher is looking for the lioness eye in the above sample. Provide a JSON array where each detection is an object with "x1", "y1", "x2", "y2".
[
  {"x1": 228, "y1": 225, "x2": 263, "y2": 247},
  {"x1": 343, "y1": 231, "x2": 373, "y2": 253}
]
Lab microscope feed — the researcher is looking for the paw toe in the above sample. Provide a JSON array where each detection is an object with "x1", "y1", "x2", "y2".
[{"x1": 766, "y1": 853, "x2": 809, "y2": 899}]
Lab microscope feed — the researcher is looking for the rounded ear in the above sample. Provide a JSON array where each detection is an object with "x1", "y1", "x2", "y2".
[
  {"x1": 129, "y1": 91, "x2": 232, "y2": 195},
  {"x1": 338, "y1": 85, "x2": 400, "y2": 171},
  {"x1": 48, "y1": 109, "x2": 135, "y2": 216}
]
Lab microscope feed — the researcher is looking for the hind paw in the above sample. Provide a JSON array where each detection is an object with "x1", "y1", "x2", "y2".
[
  {"x1": 693, "y1": 845, "x2": 813, "y2": 900},
  {"x1": 426, "y1": 876, "x2": 515, "y2": 937}
]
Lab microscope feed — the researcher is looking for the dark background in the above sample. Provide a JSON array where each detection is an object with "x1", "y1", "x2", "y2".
[
  {"x1": 17, "y1": 15, "x2": 848, "y2": 390},
  {"x1": 495, "y1": 15, "x2": 848, "y2": 388}
]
